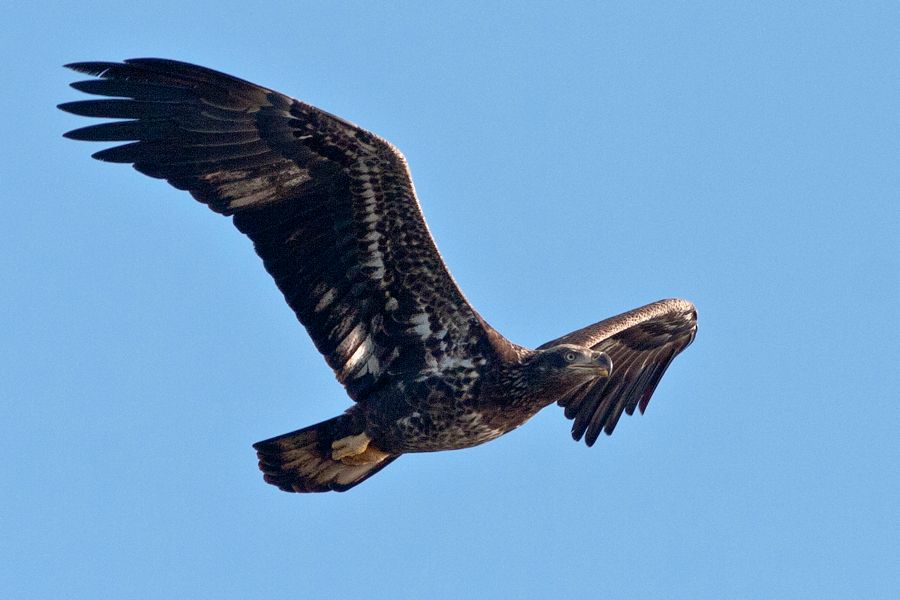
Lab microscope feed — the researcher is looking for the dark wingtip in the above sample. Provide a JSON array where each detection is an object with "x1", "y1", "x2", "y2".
[
  {"x1": 63, "y1": 61, "x2": 120, "y2": 76},
  {"x1": 57, "y1": 100, "x2": 111, "y2": 116},
  {"x1": 638, "y1": 393, "x2": 652, "y2": 414},
  {"x1": 574, "y1": 426, "x2": 596, "y2": 447},
  {"x1": 90, "y1": 144, "x2": 136, "y2": 163}
]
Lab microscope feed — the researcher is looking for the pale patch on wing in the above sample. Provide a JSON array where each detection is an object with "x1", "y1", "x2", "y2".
[
  {"x1": 314, "y1": 287, "x2": 337, "y2": 313},
  {"x1": 353, "y1": 157, "x2": 388, "y2": 280},
  {"x1": 335, "y1": 323, "x2": 367, "y2": 359},
  {"x1": 409, "y1": 312, "x2": 432, "y2": 339},
  {"x1": 362, "y1": 259, "x2": 385, "y2": 280},
  {"x1": 197, "y1": 163, "x2": 311, "y2": 210},
  {"x1": 361, "y1": 355, "x2": 381, "y2": 377},
  {"x1": 344, "y1": 334, "x2": 379, "y2": 376},
  {"x1": 438, "y1": 356, "x2": 475, "y2": 370}
]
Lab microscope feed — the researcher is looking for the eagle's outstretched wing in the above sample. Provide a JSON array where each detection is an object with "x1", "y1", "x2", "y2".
[
  {"x1": 537, "y1": 298, "x2": 697, "y2": 446},
  {"x1": 60, "y1": 58, "x2": 491, "y2": 401}
]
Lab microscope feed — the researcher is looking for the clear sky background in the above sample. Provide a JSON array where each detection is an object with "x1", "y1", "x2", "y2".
[{"x1": 3, "y1": 2, "x2": 899, "y2": 599}]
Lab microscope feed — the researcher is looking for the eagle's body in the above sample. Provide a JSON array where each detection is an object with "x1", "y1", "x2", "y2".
[
  {"x1": 60, "y1": 59, "x2": 697, "y2": 492},
  {"x1": 355, "y1": 341, "x2": 587, "y2": 454}
]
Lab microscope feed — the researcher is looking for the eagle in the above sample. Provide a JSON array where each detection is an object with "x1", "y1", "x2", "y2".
[{"x1": 60, "y1": 59, "x2": 697, "y2": 493}]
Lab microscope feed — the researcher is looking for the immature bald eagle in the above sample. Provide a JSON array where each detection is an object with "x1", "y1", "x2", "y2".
[{"x1": 60, "y1": 59, "x2": 697, "y2": 493}]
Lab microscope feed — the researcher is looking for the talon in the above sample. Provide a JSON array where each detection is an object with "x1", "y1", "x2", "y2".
[
  {"x1": 332, "y1": 432, "x2": 371, "y2": 461},
  {"x1": 331, "y1": 432, "x2": 389, "y2": 465}
]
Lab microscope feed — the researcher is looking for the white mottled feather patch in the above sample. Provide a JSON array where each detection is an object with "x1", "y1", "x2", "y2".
[
  {"x1": 345, "y1": 335, "x2": 377, "y2": 373},
  {"x1": 199, "y1": 164, "x2": 310, "y2": 209},
  {"x1": 409, "y1": 313, "x2": 431, "y2": 339},
  {"x1": 438, "y1": 356, "x2": 475, "y2": 370},
  {"x1": 335, "y1": 323, "x2": 367, "y2": 358},
  {"x1": 354, "y1": 158, "x2": 387, "y2": 276}
]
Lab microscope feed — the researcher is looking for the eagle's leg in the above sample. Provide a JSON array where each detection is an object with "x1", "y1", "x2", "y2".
[{"x1": 331, "y1": 432, "x2": 390, "y2": 465}]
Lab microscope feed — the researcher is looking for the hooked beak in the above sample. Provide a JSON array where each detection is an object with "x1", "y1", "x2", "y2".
[
  {"x1": 568, "y1": 351, "x2": 612, "y2": 378},
  {"x1": 591, "y1": 351, "x2": 612, "y2": 378}
]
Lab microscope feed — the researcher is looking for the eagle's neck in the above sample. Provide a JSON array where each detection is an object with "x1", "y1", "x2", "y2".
[{"x1": 492, "y1": 351, "x2": 568, "y2": 413}]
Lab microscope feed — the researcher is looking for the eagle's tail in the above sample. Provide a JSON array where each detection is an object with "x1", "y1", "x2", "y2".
[{"x1": 253, "y1": 414, "x2": 398, "y2": 493}]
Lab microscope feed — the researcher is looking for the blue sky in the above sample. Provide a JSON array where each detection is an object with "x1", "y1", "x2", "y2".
[{"x1": 3, "y1": 2, "x2": 899, "y2": 598}]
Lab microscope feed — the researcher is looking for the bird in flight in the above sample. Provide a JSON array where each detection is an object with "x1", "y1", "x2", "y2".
[{"x1": 60, "y1": 59, "x2": 697, "y2": 493}]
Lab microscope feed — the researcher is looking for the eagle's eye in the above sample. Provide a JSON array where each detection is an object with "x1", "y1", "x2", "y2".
[{"x1": 564, "y1": 351, "x2": 577, "y2": 362}]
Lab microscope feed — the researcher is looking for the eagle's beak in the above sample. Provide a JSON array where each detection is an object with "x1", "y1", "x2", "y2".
[
  {"x1": 568, "y1": 351, "x2": 612, "y2": 377},
  {"x1": 590, "y1": 351, "x2": 612, "y2": 378}
]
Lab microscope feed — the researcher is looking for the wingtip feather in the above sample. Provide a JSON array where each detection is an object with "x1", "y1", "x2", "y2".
[{"x1": 63, "y1": 61, "x2": 122, "y2": 76}]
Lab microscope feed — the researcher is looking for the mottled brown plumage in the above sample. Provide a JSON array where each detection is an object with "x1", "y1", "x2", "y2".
[{"x1": 60, "y1": 59, "x2": 697, "y2": 493}]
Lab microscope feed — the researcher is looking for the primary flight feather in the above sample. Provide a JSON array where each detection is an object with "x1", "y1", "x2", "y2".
[{"x1": 60, "y1": 59, "x2": 697, "y2": 493}]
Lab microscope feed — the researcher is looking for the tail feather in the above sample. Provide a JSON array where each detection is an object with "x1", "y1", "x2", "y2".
[{"x1": 253, "y1": 414, "x2": 398, "y2": 493}]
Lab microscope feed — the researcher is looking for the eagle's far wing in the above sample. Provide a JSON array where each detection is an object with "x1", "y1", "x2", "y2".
[
  {"x1": 537, "y1": 298, "x2": 697, "y2": 446},
  {"x1": 60, "y1": 58, "x2": 489, "y2": 401}
]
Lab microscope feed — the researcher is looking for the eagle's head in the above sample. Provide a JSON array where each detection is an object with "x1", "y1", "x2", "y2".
[{"x1": 520, "y1": 344, "x2": 612, "y2": 399}]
